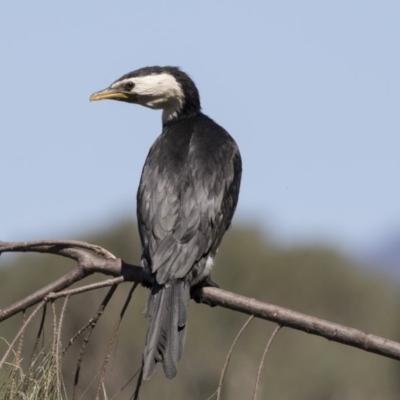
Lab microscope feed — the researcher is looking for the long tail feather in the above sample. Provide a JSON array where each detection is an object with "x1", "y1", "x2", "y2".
[{"x1": 142, "y1": 280, "x2": 190, "y2": 380}]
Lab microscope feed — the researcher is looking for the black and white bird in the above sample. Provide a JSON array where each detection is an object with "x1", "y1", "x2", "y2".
[{"x1": 90, "y1": 66, "x2": 241, "y2": 380}]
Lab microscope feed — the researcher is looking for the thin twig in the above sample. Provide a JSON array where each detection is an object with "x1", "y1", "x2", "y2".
[
  {"x1": 56, "y1": 296, "x2": 69, "y2": 399},
  {"x1": 132, "y1": 367, "x2": 144, "y2": 400},
  {"x1": 206, "y1": 315, "x2": 254, "y2": 400},
  {"x1": 63, "y1": 323, "x2": 91, "y2": 357},
  {"x1": 61, "y1": 279, "x2": 125, "y2": 357},
  {"x1": 110, "y1": 367, "x2": 142, "y2": 400},
  {"x1": 31, "y1": 303, "x2": 47, "y2": 361},
  {"x1": 95, "y1": 283, "x2": 139, "y2": 400},
  {"x1": 253, "y1": 325, "x2": 281, "y2": 400},
  {"x1": 72, "y1": 284, "x2": 119, "y2": 400},
  {"x1": 49, "y1": 278, "x2": 125, "y2": 301},
  {"x1": 0, "y1": 301, "x2": 46, "y2": 370},
  {"x1": 24, "y1": 303, "x2": 47, "y2": 392}
]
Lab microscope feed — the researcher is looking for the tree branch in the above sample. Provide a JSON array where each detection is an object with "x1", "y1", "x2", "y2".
[
  {"x1": 1, "y1": 239, "x2": 400, "y2": 364},
  {"x1": 202, "y1": 287, "x2": 400, "y2": 361},
  {"x1": 0, "y1": 240, "x2": 145, "y2": 322}
]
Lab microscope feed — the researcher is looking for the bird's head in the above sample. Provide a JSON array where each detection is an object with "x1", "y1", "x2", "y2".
[{"x1": 90, "y1": 66, "x2": 201, "y2": 123}]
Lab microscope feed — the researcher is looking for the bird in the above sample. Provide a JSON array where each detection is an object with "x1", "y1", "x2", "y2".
[{"x1": 90, "y1": 66, "x2": 242, "y2": 380}]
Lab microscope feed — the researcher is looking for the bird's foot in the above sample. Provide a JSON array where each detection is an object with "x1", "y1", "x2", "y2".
[
  {"x1": 191, "y1": 276, "x2": 219, "y2": 307},
  {"x1": 141, "y1": 274, "x2": 155, "y2": 289}
]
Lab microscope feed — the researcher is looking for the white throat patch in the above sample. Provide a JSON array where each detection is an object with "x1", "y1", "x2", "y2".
[{"x1": 112, "y1": 73, "x2": 184, "y2": 122}]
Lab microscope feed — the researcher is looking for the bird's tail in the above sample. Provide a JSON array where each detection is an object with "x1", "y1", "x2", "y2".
[{"x1": 142, "y1": 280, "x2": 190, "y2": 380}]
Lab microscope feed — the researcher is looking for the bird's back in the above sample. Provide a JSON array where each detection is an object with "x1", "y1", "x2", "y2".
[{"x1": 137, "y1": 113, "x2": 241, "y2": 283}]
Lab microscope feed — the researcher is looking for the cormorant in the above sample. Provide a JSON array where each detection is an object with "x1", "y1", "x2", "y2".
[{"x1": 90, "y1": 66, "x2": 242, "y2": 380}]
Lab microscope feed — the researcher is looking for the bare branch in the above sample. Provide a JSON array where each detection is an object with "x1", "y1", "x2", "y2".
[
  {"x1": 201, "y1": 287, "x2": 400, "y2": 361},
  {"x1": 132, "y1": 367, "x2": 144, "y2": 400},
  {"x1": 47, "y1": 277, "x2": 125, "y2": 301},
  {"x1": 72, "y1": 284, "x2": 119, "y2": 400},
  {"x1": 95, "y1": 282, "x2": 139, "y2": 400},
  {"x1": 253, "y1": 325, "x2": 281, "y2": 400},
  {"x1": 63, "y1": 323, "x2": 91, "y2": 357},
  {"x1": 0, "y1": 239, "x2": 116, "y2": 260},
  {"x1": 113, "y1": 367, "x2": 142, "y2": 400},
  {"x1": 0, "y1": 267, "x2": 88, "y2": 323},
  {"x1": 25, "y1": 304, "x2": 47, "y2": 390},
  {"x1": 206, "y1": 315, "x2": 254, "y2": 400},
  {"x1": 0, "y1": 239, "x2": 145, "y2": 323},
  {"x1": 2, "y1": 239, "x2": 400, "y2": 365}
]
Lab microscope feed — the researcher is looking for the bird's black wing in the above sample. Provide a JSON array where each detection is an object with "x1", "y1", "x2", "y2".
[{"x1": 137, "y1": 115, "x2": 241, "y2": 285}]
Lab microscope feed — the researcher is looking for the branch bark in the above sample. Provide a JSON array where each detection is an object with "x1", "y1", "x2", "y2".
[{"x1": 1, "y1": 240, "x2": 400, "y2": 363}]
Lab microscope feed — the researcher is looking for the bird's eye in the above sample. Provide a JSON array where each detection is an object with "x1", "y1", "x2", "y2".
[{"x1": 125, "y1": 81, "x2": 134, "y2": 91}]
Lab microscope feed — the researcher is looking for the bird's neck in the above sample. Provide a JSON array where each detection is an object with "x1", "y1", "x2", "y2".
[
  {"x1": 162, "y1": 106, "x2": 181, "y2": 124},
  {"x1": 162, "y1": 97, "x2": 201, "y2": 124}
]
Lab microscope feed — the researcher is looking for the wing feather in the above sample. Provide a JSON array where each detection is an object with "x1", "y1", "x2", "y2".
[{"x1": 137, "y1": 115, "x2": 242, "y2": 284}]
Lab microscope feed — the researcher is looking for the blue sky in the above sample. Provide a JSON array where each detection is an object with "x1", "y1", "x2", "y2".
[{"x1": 0, "y1": 2, "x2": 399, "y2": 252}]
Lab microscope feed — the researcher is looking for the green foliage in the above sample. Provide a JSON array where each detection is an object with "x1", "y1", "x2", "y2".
[{"x1": 1, "y1": 220, "x2": 400, "y2": 399}]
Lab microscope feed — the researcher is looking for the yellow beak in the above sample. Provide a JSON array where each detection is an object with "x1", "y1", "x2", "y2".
[{"x1": 90, "y1": 89, "x2": 131, "y2": 102}]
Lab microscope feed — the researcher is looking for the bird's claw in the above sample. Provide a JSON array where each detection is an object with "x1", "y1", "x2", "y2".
[{"x1": 190, "y1": 276, "x2": 219, "y2": 307}]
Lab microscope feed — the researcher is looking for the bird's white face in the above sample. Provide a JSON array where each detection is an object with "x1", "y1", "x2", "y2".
[
  {"x1": 111, "y1": 73, "x2": 185, "y2": 122},
  {"x1": 90, "y1": 67, "x2": 200, "y2": 123}
]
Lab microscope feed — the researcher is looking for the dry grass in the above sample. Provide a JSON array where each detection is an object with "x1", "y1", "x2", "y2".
[{"x1": 0, "y1": 337, "x2": 67, "y2": 400}]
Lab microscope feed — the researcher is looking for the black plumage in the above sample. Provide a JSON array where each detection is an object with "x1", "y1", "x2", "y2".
[{"x1": 90, "y1": 66, "x2": 241, "y2": 380}]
